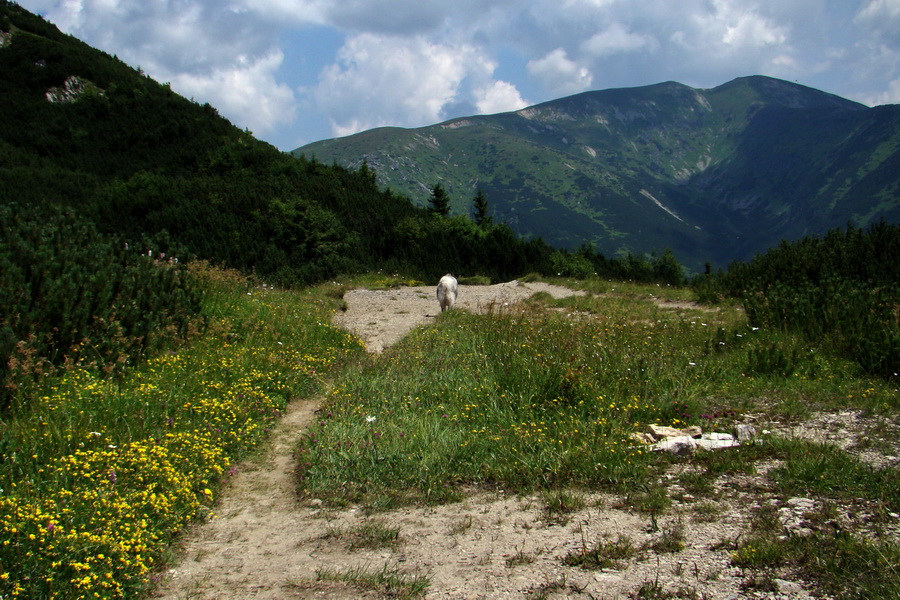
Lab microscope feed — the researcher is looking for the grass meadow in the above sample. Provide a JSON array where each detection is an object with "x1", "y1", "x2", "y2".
[
  {"x1": 297, "y1": 276, "x2": 900, "y2": 599},
  {"x1": 1, "y1": 269, "x2": 898, "y2": 599},
  {"x1": 0, "y1": 264, "x2": 364, "y2": 599}
]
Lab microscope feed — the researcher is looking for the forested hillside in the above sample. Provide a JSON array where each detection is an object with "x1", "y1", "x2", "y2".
[{"x1": 0, "y1": 1, "x2": 556, "y2": 287}]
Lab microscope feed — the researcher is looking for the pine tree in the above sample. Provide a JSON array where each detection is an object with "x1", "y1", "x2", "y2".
[
  {"x1": 472, "y1": 188, "x2": 492, "y2": 226},
  {"x1": 427, "y1": 183, "x2": 451, "y2": 216}
]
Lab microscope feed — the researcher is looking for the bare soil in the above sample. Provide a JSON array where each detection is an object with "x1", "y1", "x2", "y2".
[{"x1": 154, "y1": 281, "x2": 897, "y2": 600}]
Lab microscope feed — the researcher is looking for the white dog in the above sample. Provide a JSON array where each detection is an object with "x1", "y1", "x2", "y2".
[{"x1": 436, "y1": 274, "x2": 458, "y2": 312}]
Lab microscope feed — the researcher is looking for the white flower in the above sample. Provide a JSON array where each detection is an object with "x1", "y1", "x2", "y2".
[{"x1": 366, "y1": 416, "x2": 376, "y2": 423}]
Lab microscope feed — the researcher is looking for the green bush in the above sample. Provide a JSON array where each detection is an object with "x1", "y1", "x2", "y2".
[
  {"x1": 0, "y1": 204, "x2": 202, "y2": 410},
  {"x1": 695, "y1": 222, "x2": 900, "y2": 378}
]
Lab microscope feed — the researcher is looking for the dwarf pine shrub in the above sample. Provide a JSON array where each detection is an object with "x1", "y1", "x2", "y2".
[
  {"x1": 696, "y1": 222, "x2": 900, "y2": 378},
  {"x1": 0, "y1": 204, "x2": 202, "y2": 410}
]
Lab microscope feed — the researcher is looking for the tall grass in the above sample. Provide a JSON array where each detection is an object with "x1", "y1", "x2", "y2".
[
  {"x1": 296, "y1": 284, "x2": 895, "y2": 508},
  {"x1": 0, "y1": 263, "x2": 364, "y2": 599},
  {"x1": 293, "y1": 279, "x2": 899, "y2": 598}
]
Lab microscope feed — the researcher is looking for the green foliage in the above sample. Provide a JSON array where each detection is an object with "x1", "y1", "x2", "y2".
[
  {"x1": 315, "y1": 564, "x2": 430, "y2": 599},
  {"x1": 567, "y1": 245, "x2": 686, "y2": 285},
  {"x1": 745, "y1": 342, "x2": 804, "y2": 377},
  {"x1": 0, "y1": 3, "x2": 563, "y2": 290},
  {"x1": 0, "y1": 204, "x2": 202, "y2": 411},
  {"x1": 563, "y1": 535, "x2": 636, "y2": 570},
  {"x1": 471, "y1": 188, "x2": 492, "y2": 227},
  {"x1": 697, "y1": 222, "x2": 900, "y2": 378},
  {"x1": 549, "y1": 249, "x2": 594, "y2": 279},
  {"x1": 427, "y1": 183, "x2": 451, "y2": 217},
  {"x1": 730, "y1": 444, "x2": 900, "y2": 600},
  {"x1": 294, "y1": 289, "x2": 753, "y2": 507},
  {"x1": 388, "y1": 213, "x2": 553, "y2": 282}
]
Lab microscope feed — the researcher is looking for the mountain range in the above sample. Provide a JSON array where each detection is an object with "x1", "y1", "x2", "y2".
[{"x1": 295, "y1": 76, "x2": 900, "y2": 270}]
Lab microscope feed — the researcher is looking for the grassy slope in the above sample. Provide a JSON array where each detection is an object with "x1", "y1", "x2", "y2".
[{"x1": 1, "y1": 271, "x2": 898, "y2": 598}]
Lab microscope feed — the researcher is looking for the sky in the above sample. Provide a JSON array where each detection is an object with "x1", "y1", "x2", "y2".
[{"x1": 17, "y1": 0, "x2": 900, "y2": 151}]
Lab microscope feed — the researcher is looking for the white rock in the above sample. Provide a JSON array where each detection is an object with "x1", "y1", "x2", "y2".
[
  {"x1": 653, "y1": 436, "x2": 698, "y2": 455},
  {"x1": 696, "y1": 432, "x2": 740, "y2": 450}
]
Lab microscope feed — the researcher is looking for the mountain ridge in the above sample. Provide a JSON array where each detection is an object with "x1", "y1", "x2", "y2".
[{"x1": 295, "y1": 76, "x2": 897, "y2": 270}]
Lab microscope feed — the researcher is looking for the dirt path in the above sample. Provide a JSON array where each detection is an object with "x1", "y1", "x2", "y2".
[
  {"x1": 332, "y1": 280, "x2": 584, "y2": 353},
  {"x1": 154, "y1": 282, "x2": 827, "y2": 600}
]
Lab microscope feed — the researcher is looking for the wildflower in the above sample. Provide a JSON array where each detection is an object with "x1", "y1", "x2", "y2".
[{"x1": 365, "y1": 415, "x2": 376, "y2": 423}]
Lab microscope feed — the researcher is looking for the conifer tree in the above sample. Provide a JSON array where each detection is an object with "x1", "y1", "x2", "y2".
[
  {"x1": 472, "y1": 188, "x2": 492, "y2": 226},
  {"x1": 427, "y1": 183, "x2": 451, "y2": 216}
]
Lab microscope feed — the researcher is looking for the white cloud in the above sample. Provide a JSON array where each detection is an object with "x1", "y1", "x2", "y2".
[
  {"x1": 313, "y1": 33, "x2": 500, "y2": 136},
  {"x1": 581, "y1": 22, "x2": 657, "y2": 57},
  {"x1": 856, "y1": 0, "x2": 900, "y2": 25},
  {"x1": 23, "y1": 0, "x2": 298, "y2": 138},
  {"x1": 234, "y1": 0, "x2": 511, "y2": 34},
  {"x1": 722, "y1": 14, "x2": 787, "y2": 48},
  {"x1": 863, "y1": 77, "x2": 900, "y2": 105},
  {"x1": 474, "y1": 80, "x2": 529, "y2": 115},
  {"x1": 527, "y1": 48, "x2": 593, "y2": 96},
  {"x1": 169, "y1": 50, "x2": 297, "y2": 137},
  {"x1": 688, "y1": 0, "x2": 790, "y2": 52},
  {"x1": 855, "y1": 0, "x2": 900, "y2": 53}
]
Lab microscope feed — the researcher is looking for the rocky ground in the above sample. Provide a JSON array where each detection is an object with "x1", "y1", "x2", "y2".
[{"x1": 154, "y1": 281, "x2": 899, "y2": 600}]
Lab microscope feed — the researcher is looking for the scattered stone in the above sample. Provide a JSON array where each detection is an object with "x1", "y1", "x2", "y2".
[
  {"x1": 779, "y1": 498, "x2": 817, "y2": 536},
  {"x1": 696, "y1": 432, "x2": 740, "y2": 450},
  {"x1": 649, "y1": 430, "x2": 743, "y2": 454},
  {"x1": 786, "y1": 497, "x2": 816, "y2": 510},
  {"x1": 734, "y1": 424, "x2": 757, "y2": 442},
  {"x1": 653, "y1": 436, "x2": 698, "y2": 456},
  {"x1": 774, "y1": 578, "x2": 805, "y2": 595},
  {"x1": 646, "y1": 424, "x2": 702, "y2": 439}
]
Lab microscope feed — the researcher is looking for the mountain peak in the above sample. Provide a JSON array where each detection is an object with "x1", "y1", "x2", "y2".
[
  {"x1": 295, "y1": 76, "x2": 898, "y2": 270},
  {"x1": 710, "y1": 75, "x2": 865, "y2": 111}
]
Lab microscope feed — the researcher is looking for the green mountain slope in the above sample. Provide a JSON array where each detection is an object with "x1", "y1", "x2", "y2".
[{"x1": 295, "y1": 76, "x2": 899, "y2": 269}]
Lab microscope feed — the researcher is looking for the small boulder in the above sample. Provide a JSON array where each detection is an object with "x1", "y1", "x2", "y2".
[
  {"x1": 734, "y1": 424, "x2": 757, "y2": 442},
  {"x1": 652, "y1": 436, "x2": 698, "y2": 456},
  {"x1": 646, "y1": 424, "x2": 702, "y2": 440},
  {"x1": 696, "y1": 432, "x2": 739, "y2": 450}
]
